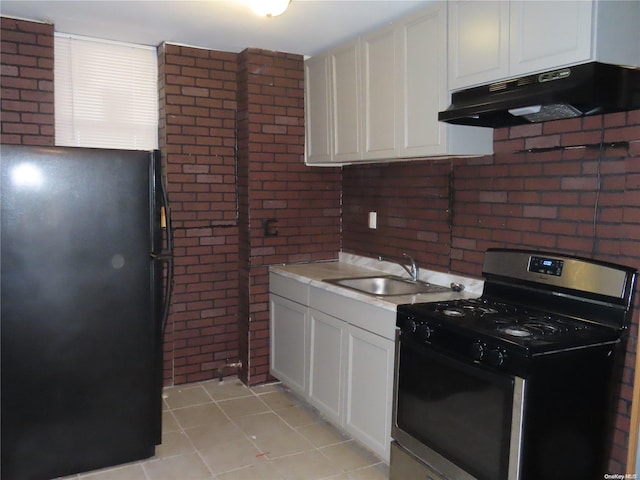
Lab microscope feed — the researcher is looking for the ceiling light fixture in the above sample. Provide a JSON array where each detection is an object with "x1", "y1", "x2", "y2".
[{"x1": 248, "y1": 0, "x2": 291, "y2": 18}]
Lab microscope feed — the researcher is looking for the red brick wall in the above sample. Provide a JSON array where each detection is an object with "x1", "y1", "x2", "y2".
[
  {"x1": 343, "y1": 161, "x2": 452, "y2": 270},
  {"x1": 158, "y1": 44, "x2": 241, "y2": 385},
  {"x1": 0, "y1": 17, "x2": 54, "y2": 146},
  {"x1": 237, "y1": 48, "x2": 341, "y2": 385},
  {"x1": 342, "y1": 110, "x2": 640, "y2": 473}
]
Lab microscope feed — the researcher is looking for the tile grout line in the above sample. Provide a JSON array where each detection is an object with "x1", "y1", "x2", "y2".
[{"x1": 68, "y1": 378, "x2": 387, "y2": 479}]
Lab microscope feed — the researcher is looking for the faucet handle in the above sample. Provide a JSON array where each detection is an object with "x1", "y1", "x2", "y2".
[{"x1": 402, "y1": 253, "x2": 419, "y2": 281}]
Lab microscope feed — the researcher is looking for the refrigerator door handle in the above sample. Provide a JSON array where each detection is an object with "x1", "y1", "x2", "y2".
[
  {"x1": 159, "y1": 256, "x2": 173, "y2": 333},
  {"x1": 150, "y1": 252, "x2": 171, "y2": 260},
  {"x1": 157, "y1": 164, "x2": 173, "y2": 334},
  {"x1": 158, "y1": 167, "x2": 173, "y2": 258}
]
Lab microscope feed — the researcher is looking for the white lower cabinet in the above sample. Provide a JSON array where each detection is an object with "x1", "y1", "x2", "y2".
[
  {"x1": 308, "y1": 309, "x2": 345, "y2": 425},
  {"x1": 344, "y1": 324, "x2": 394, "y2": 460},
  {"x1": 270, "y1": 272, "x2": 395, "y2": 462},
  {"x1": 307, "y1": 307, "x2": 394, "y2": 461}
]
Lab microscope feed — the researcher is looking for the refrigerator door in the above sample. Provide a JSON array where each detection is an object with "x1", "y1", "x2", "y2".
[{"x1": 1, "y1": 145, "x2": 161, "y2": 479}]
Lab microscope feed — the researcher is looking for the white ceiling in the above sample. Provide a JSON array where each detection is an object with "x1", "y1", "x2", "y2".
[{"x1": 0, "y1": 0, "x2": 430, "y2": 57}]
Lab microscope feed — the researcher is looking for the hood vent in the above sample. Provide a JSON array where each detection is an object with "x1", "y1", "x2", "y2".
[{"x1": 438, "y1": 62, "x2": 640, "y2": 128}]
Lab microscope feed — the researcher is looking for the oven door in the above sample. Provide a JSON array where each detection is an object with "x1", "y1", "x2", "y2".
[{"x1": 392, "y1": 330, "x2": 525, "y2": 480}]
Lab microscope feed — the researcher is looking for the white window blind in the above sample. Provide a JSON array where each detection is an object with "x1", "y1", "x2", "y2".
[{"x1": 55, "y1": 34, "x2": 158, "y2": 150}]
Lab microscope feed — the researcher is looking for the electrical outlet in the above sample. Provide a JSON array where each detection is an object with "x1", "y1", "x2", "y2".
[{"x1": 368, "y1": 211, "x2": 377, "y2": 229}]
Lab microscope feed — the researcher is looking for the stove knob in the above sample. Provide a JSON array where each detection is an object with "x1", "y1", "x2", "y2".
[
  {"x1": 404, "y1": 317, "x2": 417, "y2": 334},
  {"x1": 416, "y1": 324, "x2": 433, "y2": 341},
  {"x1": 487, "y1": 349, "x2": 505, "y2": 367},
  {"x1": 470, "y1": 342, "x2": 484, "y2": 360}
]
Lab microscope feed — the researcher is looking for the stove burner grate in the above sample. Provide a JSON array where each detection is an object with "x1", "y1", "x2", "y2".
[
  {"x1": 499, "y1": 326, "x2": 532, "y2": 337},
  {"x1": 524, "y1": 321, "x2": 563, "y2": 336},
  {"x1": 428, "y1": 297, "x2": 597, "y2": 342}
]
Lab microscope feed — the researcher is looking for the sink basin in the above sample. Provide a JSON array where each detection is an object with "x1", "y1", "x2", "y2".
[{"x1": 324, "y1": 275, "x2": 450, "y2": 296}]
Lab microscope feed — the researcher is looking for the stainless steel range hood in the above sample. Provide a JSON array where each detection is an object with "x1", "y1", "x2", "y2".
[{"x1": 438, "y1": 62, "x2": 640, "y2": 128}]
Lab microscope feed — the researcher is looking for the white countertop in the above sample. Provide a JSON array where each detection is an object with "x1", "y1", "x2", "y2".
[{"x1": 270, "y1": 253, "x2": 484, "y2": 312}]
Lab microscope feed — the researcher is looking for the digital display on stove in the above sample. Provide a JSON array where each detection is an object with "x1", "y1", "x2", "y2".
[{"x1": 529, "y1": 256, "x2": 564, "y2": 276}]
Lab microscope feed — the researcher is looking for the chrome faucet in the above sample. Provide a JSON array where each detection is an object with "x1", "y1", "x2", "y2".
[{"x1": 378, "y1": 252, "x2": 420, "y2": 282}]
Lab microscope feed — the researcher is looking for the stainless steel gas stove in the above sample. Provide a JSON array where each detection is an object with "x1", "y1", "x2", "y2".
[{"x1": 391, "y1": 249, "x2": 637, "y2": 480}]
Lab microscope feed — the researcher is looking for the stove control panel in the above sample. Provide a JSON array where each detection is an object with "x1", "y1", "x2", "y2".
[
  {"x1": 399, "y1": 315, "x2": 434, "y2": 341},
  {"x1": 397, "y1": 310, "x2": 532, "y2": 376},
  {"x1": 528, "y1": 256, "x2": 564, "y2": 276},
  {"x1": 471, "y1": 341, "x2": 506, "y2": 366}
]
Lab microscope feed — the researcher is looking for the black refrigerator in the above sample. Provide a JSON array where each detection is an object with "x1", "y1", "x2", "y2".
[{"x1": 1, "y1": 144, "x2": 172, "y2": 480}]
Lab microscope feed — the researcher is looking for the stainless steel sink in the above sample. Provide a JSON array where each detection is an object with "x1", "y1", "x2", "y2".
[{"x1": 324, "y1": 275, "x2": 450, "y2": 296}]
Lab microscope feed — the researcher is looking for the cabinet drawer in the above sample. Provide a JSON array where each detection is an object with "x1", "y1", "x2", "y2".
[
  {"x1": 309, "y1": 286, "x2": 395, "y2": 340},
  {"x1": 269, "y1": 273, "x2": 309, "y2": 305}
]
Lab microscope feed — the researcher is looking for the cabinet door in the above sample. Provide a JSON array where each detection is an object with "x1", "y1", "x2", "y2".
[
  {"x1": 397, "y1": 2, "x2": 448, "y2": 157},
  {"x1": 330, "y1": 40, "x2": 362, "y2": 162},
  {"x1": 270, "y1": 294, "x2": 308, "y2": 397},
  {"x1": 304, "y1": 55, "x2": 332, "y2": 164},
  {"x1": 308, "y1": 309, "x2": 345, "y2": 425},
  {"x1": 509, "y1": 0, "x2": 593, "y2": 76},
  {"x1": 361, "y1": 25, "x2": 397, "y2": 160},
  {"x1": 344, "y1": 325, "x2": 394, "y2": 461},
  {"x1": 448, "y1": 0, "x2": 510, "y2": 90}
]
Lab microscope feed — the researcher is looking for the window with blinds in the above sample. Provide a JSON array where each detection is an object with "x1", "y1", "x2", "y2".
[{"x1": 55, "y1": 34, "x2": 158, "y2": 150}]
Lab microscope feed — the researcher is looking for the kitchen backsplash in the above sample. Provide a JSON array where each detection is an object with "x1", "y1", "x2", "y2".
[{"x1": 343, "y1": 113, "x2": 640, "y2": 279}]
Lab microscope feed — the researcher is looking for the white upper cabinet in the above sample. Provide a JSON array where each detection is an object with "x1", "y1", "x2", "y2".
[
  {"x1": 448, "y1": 0, "x2": 510, "y2": 91},
  {"x1": 508, "y1": 0, "x2": 592, "y2": 77},
  {"x1": 396, "y1": 4, "x2": 491, "y2": 158},
  {"x1": 361, "y1": 24, "x2": 398, "y2": 160},
  {"x1": 330, "y1": 39, "x2": 362, "y2": 163},
  {"x1": 304, "y1": 1, "x2": 493, "y2": 165},
  {"x1": 397, "y1": 6, "x2": 446, "y2": 157},
  {"x1": 449, "y1": 0, "x2": 640, "y2": 91}
]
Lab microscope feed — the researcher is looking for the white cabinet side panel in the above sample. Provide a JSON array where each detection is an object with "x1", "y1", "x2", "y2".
[
  {"x1": 270, "y1": 295, "x2": 308, "y2": 396},
  {"x1": 304, "y1": 57, "x2": 332, "y2": 164}
]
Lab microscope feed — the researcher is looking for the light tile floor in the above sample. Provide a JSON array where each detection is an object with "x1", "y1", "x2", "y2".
[{"x1": 60, "y1": 378, "x2": 389, "y2": 480}]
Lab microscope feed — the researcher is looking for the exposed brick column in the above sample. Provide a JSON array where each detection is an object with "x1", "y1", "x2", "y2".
[
  {"x1": 237, "y1": 48, "x2": 341, "y2": 385},
  {"x1": 236, "y1": 48, "x2": 250, "y2": 384},
  {"x1": 158, "y1": 43, "x2": 241, "y2": 385},
  {"x1": 0, "y1": 17, "x2": 54, "y2": 146}
]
